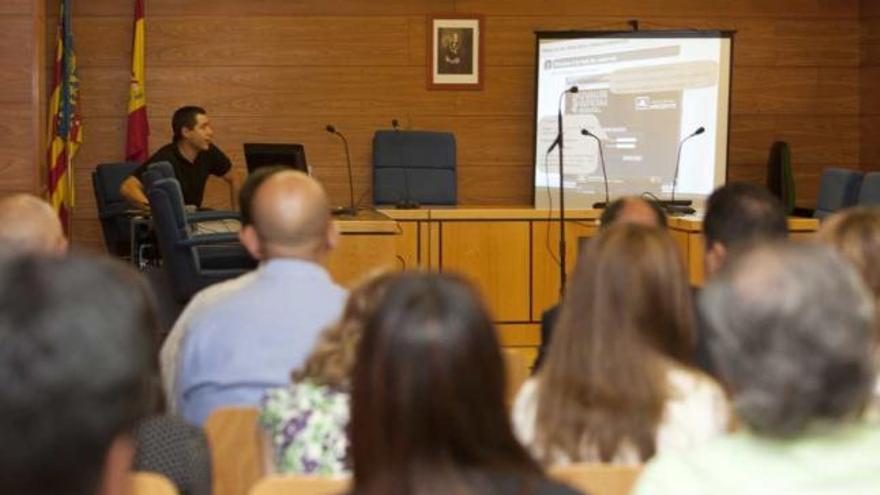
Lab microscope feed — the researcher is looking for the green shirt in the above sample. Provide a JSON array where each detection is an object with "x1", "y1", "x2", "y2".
[{"x1": 634, "y1": 422, "x2": 880, "y2": 495}]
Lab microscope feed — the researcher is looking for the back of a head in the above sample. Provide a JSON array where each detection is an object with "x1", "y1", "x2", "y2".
[
  {"x1": 537, "y1": 224, "x2": 694, "y2": 462},
  {"x1": 699, "y1": 241, "x2": 875, "y2": 437},
  {"x1": 818, "y1": 207, "x2": 880, "y2": 315},
  {"x1": 0, "y1": 194, "x2": 67, "y2": 256},
  {"x1": 703, "y1": 182, "x2": 788, "y2": 250},
  {"x1": 351, "y1": 273, "x2": 537, "y2": 494},
  {"x1": 599, "y1": 197, "x2": 667, "y2": 230},
  {"x1": 244, "y1": 170, "x2": 331, "y2": 257},
  {"x1": 0, "y1": 255, "x2": 155, "y2": 495}
]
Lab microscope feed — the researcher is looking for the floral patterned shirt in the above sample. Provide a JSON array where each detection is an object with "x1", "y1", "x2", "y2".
[{"x1": 259, "y1": 380, "x2": 351, "y2": 475}]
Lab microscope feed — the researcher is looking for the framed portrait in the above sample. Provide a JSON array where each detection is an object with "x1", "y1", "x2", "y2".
[{"x1": 427, "y1": 15, "x2": 483, "y2": 90}]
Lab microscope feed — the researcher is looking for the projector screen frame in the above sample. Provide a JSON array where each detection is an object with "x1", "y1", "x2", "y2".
[{"x1": 530, "y1": 29, "x2": 736, "y2": 207}]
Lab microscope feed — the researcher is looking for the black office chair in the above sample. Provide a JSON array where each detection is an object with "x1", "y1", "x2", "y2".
[
  {"x1": 147, "y1": 176, "x2": 256, "y2": 304},
  {"x1": 92, "y1": 161, "x2": 140, "y2": 258}
]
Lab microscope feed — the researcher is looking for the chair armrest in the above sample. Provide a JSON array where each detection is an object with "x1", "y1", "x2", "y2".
[
  {"x1": 177, "y1": 233, "x2": 241, "y2": 247},
  {"x1": 187, "y1": 211, "x2": 241, "y2": 223}
]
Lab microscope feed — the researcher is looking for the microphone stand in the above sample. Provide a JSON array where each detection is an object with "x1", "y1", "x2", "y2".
[
  {"x1": 553, "y1": 87, "x2": 577, "y2": 294},
  {"x1": 326, "y1": 125, "x2": 357, "y2": 216},
  {"x1": 582, "y1": 129, "x2": 610, "y2": 209},
  {"x1": 656, "y1": 127, "x2": 704, "y2": 215}
]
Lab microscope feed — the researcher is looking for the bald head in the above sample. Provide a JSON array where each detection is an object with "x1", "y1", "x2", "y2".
[
  {"x1": 599, "y1": 196, "x2": 667, "y2": 230},
  {"x1": 0, "y1": 194, "x2": 67, "y2": 256},
  {"x1": 240, "y1": 171, "x2": 334, "y2": 260}
]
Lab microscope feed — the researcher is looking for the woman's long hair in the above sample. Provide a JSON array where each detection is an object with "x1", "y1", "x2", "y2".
[
  {"x1": 534, "y1": 224, "x2": 695, "y2": 462},
  {"x1": 350, "y1": 273, "x2": 540, "y2": 495}
]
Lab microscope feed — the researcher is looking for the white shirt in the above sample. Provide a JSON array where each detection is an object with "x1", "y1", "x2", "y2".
[{"x1": 512, "y1": 366, "x2": 729, "y2": 464}]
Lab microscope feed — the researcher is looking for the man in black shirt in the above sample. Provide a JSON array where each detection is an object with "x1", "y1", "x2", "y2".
[{"x1": 120, "y1": 106, "x2": 235, "y2": 208}]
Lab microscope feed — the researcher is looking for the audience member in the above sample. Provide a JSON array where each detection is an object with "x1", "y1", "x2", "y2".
[
  {"x1": 514, "y1": 224, "x2": 728, "y2": 464},
  {"x1": 159, "y1": 167, "x2": 287, "y2": 413},
  {"x1": 177, "y1": 169, "x2": 346, "y2": 425},
  {"x1": 634, "y1": 242, "x2": 880, "y2": 494},
  {"x1": 0, "y1": 193, "x2": 68, "y2": 256},
  {"x1": 533, "y1": 196, "x2": 667, "y2": 370},
  {"x1": 260, "y1": 271, "x2": 396, "y2": 475},
  {"x1": 816, "y1": 206, "x2": 880, "y2": 418},
  {"x1": 351, "y1": 273, "x2": 582, "y2": 495},
  {"x1": 120, "y1": 105, "x2": 235, "y2": 208},
  {"x1": 0, "y1": 255, "x2": 152, "y2": 495},
  {"x1": 696, "y1": 182, "x2": 788, "y2": 373}
]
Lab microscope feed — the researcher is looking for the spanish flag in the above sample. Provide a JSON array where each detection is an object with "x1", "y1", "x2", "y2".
[
  {"x1": 47, "y1": 0, "x2": 82, "y2": 234},
  {"x1": 126, "y1": 0, "x2": 149, "y2": 163}
]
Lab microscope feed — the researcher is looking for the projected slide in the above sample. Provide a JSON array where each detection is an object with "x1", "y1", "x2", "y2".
[{"x1": 534, "y1": 33, "x2": 732, "y2": 210}]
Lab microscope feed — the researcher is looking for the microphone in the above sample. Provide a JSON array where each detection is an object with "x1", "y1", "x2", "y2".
[
  {"x1": 546, "y1": 86, "x2": 580, "y2": 154},
  {"x1": 581, "y1": 129, "x2": 610, "y2": 209},
  {"x1": 325, "y1": 124, "x2": 357, "y2": 216},
  {"x1": 391, "y1": 119, "x2": 400, "y2": 131},
  {"x1": 668, "y1": 126, "x2": 706, "y2": 206}
]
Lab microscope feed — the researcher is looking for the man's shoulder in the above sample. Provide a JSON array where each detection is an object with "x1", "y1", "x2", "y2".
[{"x1": 144, "y1": 143, "x2": 177, "y2": 164}]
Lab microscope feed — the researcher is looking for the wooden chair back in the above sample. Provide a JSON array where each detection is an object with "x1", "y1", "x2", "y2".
[
  {"x1": 129, "y1": 472, "x2": 179, "y2": 495},
  {"x1": 248, "y1": 475, "x2": 351, "y2": 495},
  {"x1": 204, "y1": 407, "x2": 265, "y2": 495},
  {"x1": 548, "y1": 463, "x2": 642, "y2": 495},
  {"x1": 502, "y1": 348, "x2": 531, "y2": 406}
]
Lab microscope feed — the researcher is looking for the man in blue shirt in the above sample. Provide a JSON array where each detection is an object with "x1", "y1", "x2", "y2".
[{"x1": 177, "y1": 167, "x2": 347, "y2": 425}]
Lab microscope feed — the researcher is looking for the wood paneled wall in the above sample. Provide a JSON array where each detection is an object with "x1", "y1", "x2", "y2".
[
  {"x1": 51, "y1": 0, "x2": 865, "y2": 250},
  {"x1": 0, "y1": 0, "x2": 43, "y2": 198},
  {"x1": 863, "y1": 0, "x2": 880, "y2": 169}
]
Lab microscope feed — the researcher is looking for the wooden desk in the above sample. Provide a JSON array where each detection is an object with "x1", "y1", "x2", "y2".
[{"x1": 333, "y1": 207, "x2": 819, "y2": 363}]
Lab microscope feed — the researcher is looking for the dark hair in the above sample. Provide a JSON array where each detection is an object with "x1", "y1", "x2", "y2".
[
  {"x1": 599, "y1": 197, "x2": 667, "y2": 230},
  {"x1": 351, "y1": 273, "x2": 540, "y2": 495},
  {"x1": 535, "y1": 224, "x2": 694, "y2": 462},
  {"x1": 172, "y1": 105, "x2": 206, "y2": 142},
  {"x1": 703, "y1": 182, "x2": 788, "y2": 250},
  {"x1": 0, "y1": 255, "x2": 155, "y2": 495},
  {"x1": 238, "y1": 166, "x2": 289, "y2": 226}
]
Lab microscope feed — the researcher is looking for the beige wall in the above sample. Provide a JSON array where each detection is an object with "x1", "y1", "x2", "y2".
[{"x1": 44, "y1": 0, "x2": 865, "y2": 249}]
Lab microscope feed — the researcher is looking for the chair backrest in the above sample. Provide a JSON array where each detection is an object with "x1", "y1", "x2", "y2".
[
  {"x1": 130, "y1": 472, "x2": 179, "y2": 495},
  {"x1": 149, "y1": 160, "x2": 175, "y2": 179},
  {"x1": 248, "y1": 475, "x2": 351, "y2": 495},
  {"x1": 858, "y1": 171, "x2": 880, "y2": 206},
  {"x1": 373, "y1": 130, "x2": 456, "y2": 205},
  {"x1": 92, "y1": 161, "x2": 139, "y2": 256},
  {"x1": 204, "y1": 407, "x2": 265, "y2": 495},
  {"x1": 548, "y1": 463, "x2": 642, "y2": 495},
  {"x1": 148, "y1": 177, "x2": 200, "y2": 301},
  {"x1": 502, "y1": 348, "x2": 530, "y2": 407},
  {"x1": 765, "y1": 141, "x2": 795, "y2": 215},
  {"x1": 815, "y1": 168, "x2": 863, "y2": 220}
]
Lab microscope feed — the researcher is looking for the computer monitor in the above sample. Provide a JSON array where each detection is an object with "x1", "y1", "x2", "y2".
[{"x1": 243, "y1": 143, "x2": 309, "y2": 174}]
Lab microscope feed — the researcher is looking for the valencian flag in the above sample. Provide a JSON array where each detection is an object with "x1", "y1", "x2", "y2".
[
  {"x1": 47, "y1": 0, "x2": 82, "y2": 234},
  {"x1": 126, "y1": 0, "x2": 149, "y2": 163}
]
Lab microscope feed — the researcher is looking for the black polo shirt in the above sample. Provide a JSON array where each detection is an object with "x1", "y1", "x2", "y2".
[{"x1": 133, "y1": 142, "x2": 232, "y2": 207}]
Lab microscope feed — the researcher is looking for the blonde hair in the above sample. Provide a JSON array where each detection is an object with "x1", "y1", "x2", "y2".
[
  {"x1": 818, "y1": 207, "x2": 880, "y2": 341},
  {"x1": 292, "y1": 271, "x2": 397, "y2": 388}
]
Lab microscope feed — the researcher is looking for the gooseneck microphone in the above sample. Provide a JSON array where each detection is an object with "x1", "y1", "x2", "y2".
[
  {"x1": 581, "y1": 129, "x2": 610, "y2": 209},
  {"x1": 549, "y1": 85, "x2": 579, "y2": 294},
  {"x1": 669, "y1": 126, "x2": 705, "y2": 205},
  {"x1": 325, "y1": 124, "x2": 357, "y2": 216}
]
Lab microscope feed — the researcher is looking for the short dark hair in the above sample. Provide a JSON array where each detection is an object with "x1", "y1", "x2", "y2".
[
  {"x1": 172, "y1": 105, "x2": 206, "y2": 142},
  {"x1": 351, "y1": 273, "x2": 540, "y2": 494},
  {"x1": 599, "y1": 196, "x2": 668, "y2": 230},
  {"x1": 0, "y1": 256, "x2": 155, "y2": 495},
  {"x1": 703, "y1": 182, "x2": 788, "y2": 250},
  {"x1": 238, "y1": 166, "x2": 289, "y2": 226}
]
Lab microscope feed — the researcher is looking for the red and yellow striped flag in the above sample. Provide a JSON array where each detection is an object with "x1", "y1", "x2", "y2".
[
  {"x1": 47, "y1": 0, "x2": 82, "y2": 234},
  {"x1": 126, "y1": 0, "x2": 149, "y2": 163}
]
